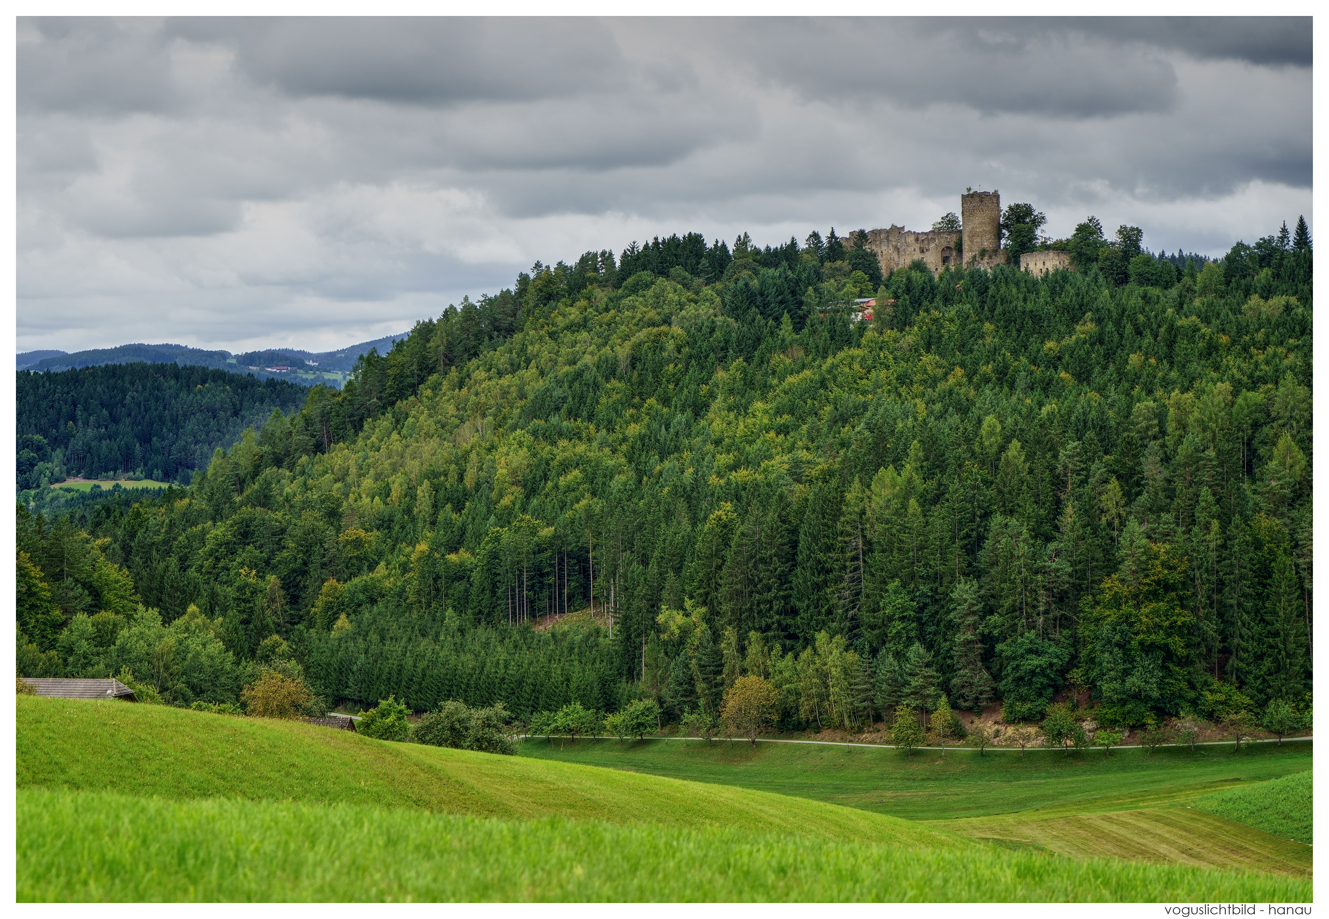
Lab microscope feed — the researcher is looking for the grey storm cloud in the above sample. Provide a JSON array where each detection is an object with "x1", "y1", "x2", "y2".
[{"x1": 16, "y1": 16, "x2": 1312, "y2": 354}]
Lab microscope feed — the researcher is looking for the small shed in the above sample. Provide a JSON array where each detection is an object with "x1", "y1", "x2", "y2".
[
  {"x1": 22, "y1": 677, "x2": 138, "y2": 702},
  {"x1": 304, "y1": 715, "x2": 357, "y2": 732}
]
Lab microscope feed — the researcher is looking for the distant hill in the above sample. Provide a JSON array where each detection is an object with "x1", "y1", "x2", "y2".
[
  {"x1": 17, "y1": 350, "x2": 67, "y2": 370},
  {"x1": 18, "y1": 333, "x2": 408, "y2": 388},
  {"x1": 17, "y1": 362, "x2": 310, "y2": 491}
]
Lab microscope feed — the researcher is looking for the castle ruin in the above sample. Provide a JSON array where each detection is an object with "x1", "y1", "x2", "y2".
[
  {"x1": 850, "y1": 190, "x2": 1006, "y2": 277},
  {"x1": 1019, "y1": 250, "x2": 1072, "y2": 276}
]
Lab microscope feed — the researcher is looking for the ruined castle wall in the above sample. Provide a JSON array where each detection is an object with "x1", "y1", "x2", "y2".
[
  {"x1": 961, "y1": 191, "x2": 1001, "y2": 263},
  {"x1": 862, "y1": 225, "x2": 960, "y2": 276},
  {"x1": 1021, "y1": 250, "x2": 1072, "y2": 276}
]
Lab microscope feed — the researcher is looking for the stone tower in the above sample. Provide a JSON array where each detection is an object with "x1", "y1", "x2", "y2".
[{"x1": 961, "y1": 190, "x2": 1001, "y2": 262}]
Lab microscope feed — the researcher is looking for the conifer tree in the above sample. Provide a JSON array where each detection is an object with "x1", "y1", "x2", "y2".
[
  {"x1": 903, "y1": 642, "x2": 941, "y2": 726},
  {"x1": 948, "y1": 578, "x2": 994, "y2": 713}
]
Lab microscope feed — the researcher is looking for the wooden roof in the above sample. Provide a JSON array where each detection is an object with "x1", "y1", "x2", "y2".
[{"x1": 22, "y1": 678, "x2": 138, "y2": 702}]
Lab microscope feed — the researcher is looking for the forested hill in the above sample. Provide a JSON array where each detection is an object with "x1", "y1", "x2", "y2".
[
  {"x1": 18, "y1": 334, "x2": 407, "y2": 388},
  {"x1": 17, "y1": 362, "x2": 309, "y2": 490},
  {"x1": 18, "y1": 219, "x2": 1311, "y2": 733}
]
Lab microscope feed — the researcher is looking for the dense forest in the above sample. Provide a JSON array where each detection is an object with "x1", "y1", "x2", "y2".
[
  {"x1": 17, "y1": 363, "x2": 309, "y2": 489},
  {"x1": 17, "y1": 210, "x2": 1312, "y2": 735}
]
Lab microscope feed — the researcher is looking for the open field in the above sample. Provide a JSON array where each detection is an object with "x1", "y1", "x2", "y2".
[
  {"x1": 50, "y1": 477, "x2": 172, "y2": 492},
  {"x1": 18, "y1": 788, "x2": 1310, "y2": 903},
  {"x1": 17, "y1": 697, "x2": 1312, "y2": 900},
  {"x1": 519, "y1": 736, "x2": 1313, "y2": 876}
]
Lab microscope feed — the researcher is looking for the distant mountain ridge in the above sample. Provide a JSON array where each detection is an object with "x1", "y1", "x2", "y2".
[{"x1": 17, "y1": 334, "x2": 407, "y2": 388}]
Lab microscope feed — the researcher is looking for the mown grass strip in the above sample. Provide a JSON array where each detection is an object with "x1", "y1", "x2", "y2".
[
  {"x1": 948, "y1": 806, "x2": 1311, "y2": 877},
  {"x1": 1191, "y1": 771, "x2": 1312, "y2": 846},
  {"x1": 17, "y1": 788, "x2": 1313, "y2": 903}
]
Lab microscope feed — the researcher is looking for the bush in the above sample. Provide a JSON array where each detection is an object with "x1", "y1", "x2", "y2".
[
  {"x1": 240, "y1": 671, "x2": 312, "y2": 719},
  {"x1": 412, "y1": 700, "x2": 515, "y2": 755},
  {"x1": 17, "y1": 677, "x2": 36, "y2": 695},
  {"x1": 358, "y1": 696, "x2": 410, "y2": 742}
]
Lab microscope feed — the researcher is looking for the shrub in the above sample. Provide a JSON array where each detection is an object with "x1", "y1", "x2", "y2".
[
  {"x1": 240, "y1": 671, "x2": 312, "y2": 719},
  {"x1": 357, "y1": 696, "x2": 410, "y2": 742},
  {"x1": 17, "y1": 678, "x2": 36, "y2": 695},
  {"x1": 466, "y1": 703, "x2": 516, "y2": 755},
  {"x1": 413, "y1": 701, "x2": 472, "y2": 749}
]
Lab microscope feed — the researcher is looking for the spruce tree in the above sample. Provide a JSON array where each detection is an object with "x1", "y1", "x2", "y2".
[
  {"x1": 872, "y1": 648, "x2": 906, "y2": 716},
  {"x1": 1293, "y1": 215, "x2": 1311, "y2": 252},
  {"x1": 903, "y1": 642, "x2": 941, "y2": 726},
  {"x1": 948, "y1": 578, "x2": 994, "y2": 713}
]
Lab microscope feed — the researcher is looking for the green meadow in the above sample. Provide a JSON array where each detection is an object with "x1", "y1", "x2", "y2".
[
  {"x1": 50, "y1": 478, "x2": 172, "y2": 492},
  {"x1": 16, "y1": 697, "x2": 1312, "y2": 901},
  {"x1": 519, "y1": 735, "x2": 1313, "y2": 877}
]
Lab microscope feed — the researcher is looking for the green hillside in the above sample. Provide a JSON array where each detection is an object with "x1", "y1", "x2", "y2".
[
  {"x1": 16, "y1": 696, "x2": 957, "y2": 848},
  {"x1": 16, "y1": 698, "x2": 1311, "y2": 902}
]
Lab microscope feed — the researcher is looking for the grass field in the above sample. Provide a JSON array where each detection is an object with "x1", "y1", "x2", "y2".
[
  {"x1": 1192, "y1": 770, "x2": 1312, "y2": 846},
  {"x1": 17, "y1": 697, "x2": 1313, "y2": 901},
  {"x1": 18, "y1": 787, "x2": 1310, "y2": 903},
  {"x1": 518, "y1": 736, "x2": 1313, "y2": 876},
  {"x1": 516, "y1": 735, "x2": 1313, "y2": 820},
  {"x1": 50, "y1": 478, "x2": 172, "y2": 492}
]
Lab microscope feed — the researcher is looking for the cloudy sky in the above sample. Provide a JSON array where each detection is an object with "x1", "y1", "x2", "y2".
[{"x1": 16, "y1": 16, "x2": 1312, "y2": 354}]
